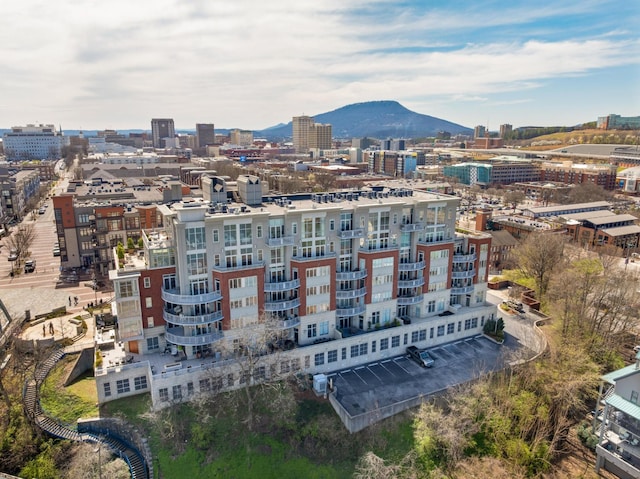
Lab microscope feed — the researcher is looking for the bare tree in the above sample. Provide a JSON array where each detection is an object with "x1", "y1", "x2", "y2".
[
  {"x1": 504, "y1": 190, "x2": 526, "y2": 211},
  {"x1": 6, "y1": 223, "x2": 36, "y2": 266},
  {"x1": 513, "y1": 232, "x2": 565, "y2": 298}
]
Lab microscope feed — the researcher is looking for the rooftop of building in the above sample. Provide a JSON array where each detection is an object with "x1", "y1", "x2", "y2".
[{"x1": 523, "y1": 201, "x2": 612, "y2": 215}]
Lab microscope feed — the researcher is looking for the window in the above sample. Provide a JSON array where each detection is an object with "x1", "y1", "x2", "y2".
[
  {"x1": 447, "y1": 323, "x2": 455, "y2": 334},
  {"x1": 134, "y1": 376, "x2": 147, "y2": 390},
  {"x1": 391, "y1": 336, "x2": 400, "y2": 348},
  {"x1": 360, "y1": 343, "x2": 368, "y2": 355},
  {"x1": 143, "y1": 277, "x2": 151, "y2": 288},
  {"x1": 314, "y1": 353, "x2": 325, "y2": 366},
  {"x1": 187, "y1": 382, "x2": 194, "y2": 396},
  {"x1": 145, "y1": 297, "x2": 153, "y2": 308},
  {"x1": 437, "y1": 325, "x2": 445, "y2": 337},
  {"x1": 213, "y1": 229, "x2": 219, "y2": 242},
  {"x1": 341, "y1": 348, "x2": 347, "y2": 360},
  {"x1": 319, "y1": 321, "x2": 329, "y2": 336},
  {"x1": 329, "y1": 219, "x2": 335, "y2": 231},
  {"x1": 200, "y1": 379, "x2": 211, "y2": 392},
  {"x1": 351, "y1": 345, "x2": 359, "y2": 357},
  {"x1": 103, "y1": 382, "x2": 111, "y2": 397},
  {"x1": 116, "y1": 379, "x2": 130, "y2": 394},
  {"x1": 328, "y1": 350, "x2": 337, "y2": 363},
  {"x1": 430, "y1": 327, "x2": 434, "y2": 338},
  {"x1": 380, "y1": 338, "x2": 389, "y2": 350},
  {"x1": 147, "y1": 337, "x2": 159, "y2": 351},
  {"x1": 307, "y1": 324, "x2": 317, "y2": 338},
  {"x1": 419, "y1": 329, "x2": 426, "y2": 341},
  {"x1": 256, "y1": 225, "x2": 262, "y2": 238},
  {"x1": 292, "y1": 223, "x2": 297, "y2": 235},
  {"x1": 173, "y1": 385, "x2": 182, "y2": 400},
  {"x1": 371, "y1": 340, "x2": 376, "y2": 353},
  {"x1": 159, "y1": 388, "x2": 169, "y2": 402},
  {"x1": 631, "y1": 391, "x2": 639, "y2": 405},
  {"x1": 118, "y1": 281, "x2": 136, "y2": 298},
  {"x1": 427, "y1": 300, "x2": 436, "y2": 313},
  {"x1": 411, "y1": 331, "x2": 419, "y2": 343},
  {"x1": 464, "y1": 319, "x2": 472, "y2": 330}
]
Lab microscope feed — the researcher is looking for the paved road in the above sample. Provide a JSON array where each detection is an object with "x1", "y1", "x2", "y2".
[{"x1": 0, "y1": 192, "x2": 112, "y2": 323}]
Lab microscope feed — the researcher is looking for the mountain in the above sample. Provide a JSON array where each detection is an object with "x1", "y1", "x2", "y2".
[{"x1": 257, "y1": 100, "x2": 472, "y2": 140}]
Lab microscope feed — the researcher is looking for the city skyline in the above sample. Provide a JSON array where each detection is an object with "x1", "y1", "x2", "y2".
[{"x1": 0, "y1": 0, "x2": 638, "y2": 131}]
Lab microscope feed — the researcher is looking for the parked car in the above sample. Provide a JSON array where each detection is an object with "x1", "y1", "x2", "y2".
[
  {"x1": 7, "y1": 248, "x2": 18, "y2": 261},
  {"x1": 407, "y1": 346, "x2": 435, "y2": 368},
  {"x1": 53, "y1": 247, "x2": 60, "y2": 257},
  {"x1": 24, "y1": 259, "x2": 36, "y2": 273},
  {"x1": 38, "y1": 207, "x2": 45, "y2": 215}
]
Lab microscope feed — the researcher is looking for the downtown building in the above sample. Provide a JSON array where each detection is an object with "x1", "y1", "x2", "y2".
[
  {"x1": 94, "y1": 176, "x2": 497, "y2": 408},
  {"x1": 3, "y1": 124, "x2": 67, "y2": 161}
]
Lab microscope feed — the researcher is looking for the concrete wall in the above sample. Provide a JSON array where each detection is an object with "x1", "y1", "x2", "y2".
[{"x1": 63, "y1": 346, "x2": 94, "y2": 386}]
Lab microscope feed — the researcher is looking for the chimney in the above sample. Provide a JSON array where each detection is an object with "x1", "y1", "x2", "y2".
[{"x1": 475, "y1": 209, "x2": 491, "y2": 231}]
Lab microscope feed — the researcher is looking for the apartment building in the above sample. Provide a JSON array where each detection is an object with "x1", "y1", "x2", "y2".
[
  {"x1": 540, "y1": 162, "x2": 618, "y2": 191},
  {"x1": 95, "y1": 178, "x2": 497, "y2": 408},
  {"x1": 3, "y1": 124, "x2": 67, "y2": 161},
  {"x1": 594, "y1": 358, "x2": 640, "y2": 478}
]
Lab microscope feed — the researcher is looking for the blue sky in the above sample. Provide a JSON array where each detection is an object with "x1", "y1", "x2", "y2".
[{"x1": 0, "y1": 0, "x2": 638, "y2": 131}]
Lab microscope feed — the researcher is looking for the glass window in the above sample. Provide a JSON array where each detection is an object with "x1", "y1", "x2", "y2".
[
  {"x1": 134, "y1": 376, "x2": 147, "y2": 390},
  {"x1": 159, "y1": 388, "x2": 168, "y2": 402},
  {"x1": 314, "y1": 353, "x2": 325, "y2": 366},
  {"x1": 380, "y1": 338, "x2": 389, "y2": 350},
  {"x1": 173, "y1": 385, "x2": 182, "y2": 401},
  {"x1": 391, "y1": 336, "x2": 400, "y2": 348},
  {"x1": 116, "y1": 379, "x2": 130, "y2": 394},
  {"x1": 103, "y1": 382, "x2": 111, "y2": 397},
  {"x1": 147, "y1": 337, "x2": 159, "y2": 351},
  {"x1": 328, "y1": 350, "x2": 337, "y2": 363}
]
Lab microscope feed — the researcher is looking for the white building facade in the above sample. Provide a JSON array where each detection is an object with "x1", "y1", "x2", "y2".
[
  {"x1": 97, "y1": 183, "x2": 497, "y2": 408},
  {"x1": 3, "y1": 124, "x2": 67, "y2": 161}
]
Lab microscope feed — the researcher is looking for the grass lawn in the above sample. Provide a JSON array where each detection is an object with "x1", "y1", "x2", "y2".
[
  {"x1": 40, "y1": 358, "x2": 99, "y2": 424},
  {"x1": 103, "y1": 391, "x2": 416, "y2": 479}
]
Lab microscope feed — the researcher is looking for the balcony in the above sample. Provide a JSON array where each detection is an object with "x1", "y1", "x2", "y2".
[
  {"x1": 266, "y1": 236, "x2": 295, "y2": 247},
  {"x1": 264, "y1": 278, "x2": 300, "y2": 292},
  {"x1": 359, "y1": 244, "x2": 399, "y2": 253},
  {"x1": 291, "y1": 252, "x2": 337, "y2": 262},
  {"x1": 400, "y1": 222, "x2": 424, "y2": 232},
  {"x1": 163, "y1": 309, "x2": 223, "y2": 326},
  {"x1": 272, "y1": 317, "x2": 301, "y2": 329},
  {"x1": 165, "y1": 327, "x2": 223, "y2": 346},
  {"x1": 451, "y1": 285, "x2": 474, "y2": 294},
  {"x1": 336, "y1": 304, "x2": 366, "y2": 316},
  {"x1": 336, "y1": 269, "x2": 367, "y2": 281},
  {"x1": 452, "y1": 269, "x2": 476, "y2": 279},
  {"x1": 212, "y1": 261, "x2": 265, "y2": 272},
  {"x1": 397, "y1": 294, "x2": 424, "y2": 305},
  {"x1": 263, "y1": 297, "x2": 301, "y2": 312},
  {"x1": 336, "y1": 287, "x2": 367, "y2": 300},
  {"x1": 397, "y1": 277, "x2": 425, "y2": 288},
  {"x1": 337, "y1": 228, "x2": 365, "y2": 239},
  {"x1": 452, "y1": 253, "x2": 477, "y2": 263},
  {"x1": 161, "y1": 288, "x2": 222, "y2": 305},
  {"x1": 398, "y1": 260, "x2": 425, "y2": 272}
]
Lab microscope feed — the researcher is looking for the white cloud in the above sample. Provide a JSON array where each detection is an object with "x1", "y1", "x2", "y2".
[{"x1": 0, "y1": 0, "x2": 637, "y2": 129}]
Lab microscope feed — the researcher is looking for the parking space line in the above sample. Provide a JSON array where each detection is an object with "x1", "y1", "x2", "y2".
[{"x1": 352, "y1": 369, "x2": 368, "y2": 384}]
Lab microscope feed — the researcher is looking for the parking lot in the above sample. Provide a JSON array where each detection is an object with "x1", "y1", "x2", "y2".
[{"x1": 328, "y1": 335, "x2": 524, "y2": 419}]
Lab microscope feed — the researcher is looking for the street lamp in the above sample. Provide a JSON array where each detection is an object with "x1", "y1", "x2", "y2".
[{"x1": 93, "y1": 442, "x2": 102, "y2": 479}]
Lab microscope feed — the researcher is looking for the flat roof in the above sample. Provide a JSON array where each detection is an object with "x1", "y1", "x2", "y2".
[
  {"x1": 588, "y1": 214, "x2": 638, "y2": 226},
  {"x1": 561, "y1": 210, "x2": 617, "y2": 221},
  {"x1": 600, "y1": 225, "x2": 640, "y2": 236},
  {"x1": 524, "y1": 201, "x2": 611, "y2": 215}
]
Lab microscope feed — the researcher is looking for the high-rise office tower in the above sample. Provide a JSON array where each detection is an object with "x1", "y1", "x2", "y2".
[
  {"x1": 196, "y1": 123, "x2": 215, "y2": 148},
  {"x1": 309, "y1": 124, "x2": 332, "y2": 150},
  {"x1": 151, "y1": 118, "x2": 175, "y2": 148},
  {"x1": 474, "y1": 125, "x2": 486, "y2": 139},
  {"x1": 292, "y1": 115, "x2": 314, "y2": 153}
]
